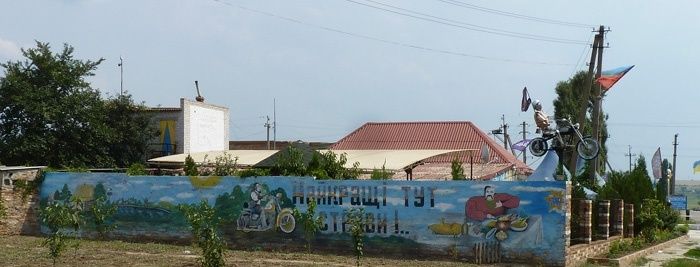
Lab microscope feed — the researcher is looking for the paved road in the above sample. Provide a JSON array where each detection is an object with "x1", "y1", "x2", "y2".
[{"x1": 640, "y1": 230, "x2": 700, "y2": 266}]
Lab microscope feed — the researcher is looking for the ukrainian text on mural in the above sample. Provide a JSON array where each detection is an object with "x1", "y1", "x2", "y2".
[{"x1": 40, "y1": 173, "x2": 567, "y2": 264}]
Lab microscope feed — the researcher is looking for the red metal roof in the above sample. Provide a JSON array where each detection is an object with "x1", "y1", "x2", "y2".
[{"x1": 330, "y1": 121, "x2": 529, "y2": 171}]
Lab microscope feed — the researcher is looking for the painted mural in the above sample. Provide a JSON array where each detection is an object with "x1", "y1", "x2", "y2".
[{"x1": 39, "y1": 173, "x2": 567, "y2": 264}]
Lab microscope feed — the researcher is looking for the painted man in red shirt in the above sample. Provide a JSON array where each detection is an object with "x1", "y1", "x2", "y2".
[{"x1": 466, "y1": 186, "x2": 520, "y2": 221}]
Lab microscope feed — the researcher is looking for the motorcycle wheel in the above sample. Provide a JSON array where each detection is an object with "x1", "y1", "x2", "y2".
[
  {"x1": 278, "y1": 212, "x2": 296, "y2": 234},
  {"x1": 529, "y1": 137, "x2": 548, "y2": 157},
  {"x1": 577, "y1": 137, "x2": 600, "y2": 160}
]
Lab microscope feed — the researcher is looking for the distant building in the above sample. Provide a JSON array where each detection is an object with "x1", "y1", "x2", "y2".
[
  {"x1": 145, "y1": 98, "x2": 229, "y2": 158},
  {"x1": 330, "y1": 121, "x2": 532, "y2": 180}
]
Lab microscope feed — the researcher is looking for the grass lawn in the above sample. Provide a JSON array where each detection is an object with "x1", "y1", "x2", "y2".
[{"x1": 0, "y1": 235, "x2": 478, "y2": 267}]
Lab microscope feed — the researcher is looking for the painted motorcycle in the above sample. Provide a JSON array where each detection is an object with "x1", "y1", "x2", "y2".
[{"x1": 236, "y1": 193, "x2": 296, "y2": 233}]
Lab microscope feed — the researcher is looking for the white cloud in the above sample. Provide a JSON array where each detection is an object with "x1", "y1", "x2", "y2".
[
  {"x1": 433, "y1": 188, "x2": 456, "y2": 195},
  {"x1": 511, "y1": 186, "x2": 565, "y2": 193},
  {"x1": 0, "y1": 38, "x2": 21, "y2": 60},
  {"x1": 176, "y1": 192, "x2": 194, "y2": 199},
  {"x1": 384, "y1": 196, "x2": 406, "y2": 206},
  {"x1": 470, "y1": 184, "x2": 495, "y2": 190},
  {"x1": 159, "y1": 196, "x2": 175, "y2": 202},
  {"x1": 433, "y1": 203, "x2": 454, "y2": 212},
  {"x1": 151, "y1": 185, "x2": 170, "y2": 190}
]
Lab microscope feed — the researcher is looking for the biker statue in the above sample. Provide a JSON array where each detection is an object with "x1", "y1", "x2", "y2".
[{"x1": 528, "y1": 100, "x2": 600, "y2": 160}]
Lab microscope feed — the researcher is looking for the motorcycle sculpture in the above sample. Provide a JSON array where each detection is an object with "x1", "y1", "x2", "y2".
[
  {"x1": 528, "y1": 118, "x2": 600, "y2": 160},
  {"x1": 237, "y1": 192, "x2": 296, "y2": 233}
]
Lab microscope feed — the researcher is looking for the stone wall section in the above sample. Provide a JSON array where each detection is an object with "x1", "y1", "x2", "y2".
[{"x1": 0, "y1": 168, "x2": 42, "y2": 236}]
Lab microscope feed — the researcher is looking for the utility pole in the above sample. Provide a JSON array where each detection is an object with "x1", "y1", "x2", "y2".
[
  {"x1": 571, "y1": 25, "x2": 607, "y2": 179},
  {"x1": 624, "y1": 145, "x2": 636, "y2": 172},
  {"x1": 118, "y1": 56, "x2": 124, "y2": 96},
  {"x1": 520, "y1": 121, "x2": 529, "y2": 164},
  {"x1": 672, "y1": 134, "x2": 679, "y2": 195},
  {"x1": 273, "y1": 98, "x2": 277, "y2": 150},
  {"x1": 590, "y1": 25, "x2": 609, "y2": 180},
  {"x1": 264, "y1": 116, "x2": 271, "y2": 150},
  {"x1": 501, "y1": 115, "x2": 515, "y2": 155}
]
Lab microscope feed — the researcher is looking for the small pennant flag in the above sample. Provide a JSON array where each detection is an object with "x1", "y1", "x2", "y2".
[
  {"x1": 511, "y1": 139, "x2": 531, "y2": 152},
  {"x1": 597, "y1": 65, "x2": 634, "y2": 91},
  {"x1": 652, "y1": 148, "x2": 662, "y2": 179},
  {"x1": 521, "y1": 87, "x2": 531, "y2": 112},
  {"x1": 694, "y1": 160, "x2": 700, "y2": 174}
]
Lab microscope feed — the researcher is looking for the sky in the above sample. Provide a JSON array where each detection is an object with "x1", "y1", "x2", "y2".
[{"x1": 1, "y1": 0, "x2": 700, "y2": 180}]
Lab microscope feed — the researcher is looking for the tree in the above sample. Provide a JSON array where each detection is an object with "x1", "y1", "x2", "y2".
[
  {"x1": 103, "y1": 93, "x2": 156, "y2": 167},
  {"x1": 184, "y1": 155, "x2": 199, "y2": 176},
  {"x1": 451, "y1": 156, "x2": 466, "y2": 180},
  {"x1": 0, "y1": 42, "x2": 156, "y2": 168},
  {"x1": 598, "y1": 156, "x2": 656, "y2": 225},
  {"x1": 370, "y1": 163, "x2": 392, "y2": 180},
  {"x1": 0, "y1": 42, "x2": 109, "y2": 167},
  {"x1": 552, "y1": 71, "x2": 609, "y2": 175},
  {"x1": 656, "y1": 159, "x2": 671, "y2": 202}
]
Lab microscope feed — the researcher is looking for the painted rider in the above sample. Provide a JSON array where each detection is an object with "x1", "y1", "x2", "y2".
[
  {"x1": 532, "y1": 100, "x2": 551, "y2": 133},
  {"x1": 250, "y1": 183, "x2": 264, "y2": 219}
]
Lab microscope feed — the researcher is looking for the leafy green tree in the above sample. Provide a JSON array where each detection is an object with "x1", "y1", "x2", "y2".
[
  {"x1": 0, "y1": 42, "x2": 156, "y2": 168},
  {"x1": 599, "y1": 156, "x2": 655, "y2": 213},
  {"x1": 104, "y1": 93, "x2": 157, "y2": 167},
  {"x1": 552, "y1": 71, "x2": 609, "y2": 174},
  {"x1": 272, "y1": 147, "x2": 307, "y2": 176},
  {"x1": 451, "y1": 156, "x2": 466, "y2": 180},
  {"x1": 0, "y1": 42, "x2": 110, "y2": 167}
]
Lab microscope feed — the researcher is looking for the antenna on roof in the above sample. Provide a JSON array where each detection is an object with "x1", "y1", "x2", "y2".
[{"x1": 194, "y1": 80, "x2": 205, "y2": 102}]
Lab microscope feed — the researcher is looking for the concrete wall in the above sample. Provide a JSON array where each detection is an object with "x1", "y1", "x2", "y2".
[{"x1": 38, "y1": 173, "x2": 569, "y2": 265}]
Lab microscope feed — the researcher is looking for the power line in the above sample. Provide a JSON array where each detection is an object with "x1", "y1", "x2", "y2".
[
  {"x1": 344, "y1": 0, "x2": 589, "y2": 45},
  {"x1": 212, "y1": 0, "x2": 577, "y2": 66},
  {"x1": 434, "y1": 0, "x2": 596, "y2": 29}
]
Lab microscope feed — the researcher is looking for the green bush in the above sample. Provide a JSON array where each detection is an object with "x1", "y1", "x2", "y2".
[
  {"x1": 293, "y1": 197, "x2": 324, "y2": 252},
  {"x1": 451, "y1": 156, "x2": 466, "y2": 180},
  {"x1": 347, "y1": 208, "x2": 365, "y2": 267},
  {"x1": 90, "y1": 196, "x2": 117, "y2": 239},
  {"x1": 238, "y1": 168, "x2": 270, "y2": 178},
  {"x1": 370, "y1": 163, "x2": 392, "y2": 180},
  {"x1": 126, "y1": 163, "x2": 147, "y2": 176},
  {"x1": 184, "y1": 155, "x2": 199, "y2": 176},
  {"x1": 179, "y1": 200, "x2": 226, "y2": 267},
  {"x1": 40, "y1": 200, "x2": 83, "y2": 266}
]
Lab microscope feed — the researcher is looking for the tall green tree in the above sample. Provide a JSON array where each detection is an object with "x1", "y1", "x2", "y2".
[
  {"x1": 0, "y1": 42, "x2": 155, "y2": 168},
  {"x1": 0, "y1": 42, "x2": 109, "y2": 167},
  {"x1": 598, "y1": 156, "x2": 655, "y2": 215},
  {"x1": 552, "y1": 71, "x2": 609, "y2": 175},
  {"x1": 104, "y1": 93, "x2": 156, "y2": 167}
]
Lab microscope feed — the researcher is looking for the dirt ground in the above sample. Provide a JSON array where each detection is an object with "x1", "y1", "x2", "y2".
[{"x1": 0, "y1": 235, "x2": 480, "y2": 267}]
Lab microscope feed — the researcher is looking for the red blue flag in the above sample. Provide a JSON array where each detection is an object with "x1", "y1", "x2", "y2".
[{"x1": 596, "y1": 65, "x2": 634, "y2": 90}]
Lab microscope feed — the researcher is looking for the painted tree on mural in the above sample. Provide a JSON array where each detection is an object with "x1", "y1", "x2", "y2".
[{"x1": 0, "y1": 42, "x2": 156, "y2": 168}]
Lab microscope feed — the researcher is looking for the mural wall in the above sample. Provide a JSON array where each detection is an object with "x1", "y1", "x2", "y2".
[{"x1": 40, "y1": 173, "x2": 567, "y2": 265}]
